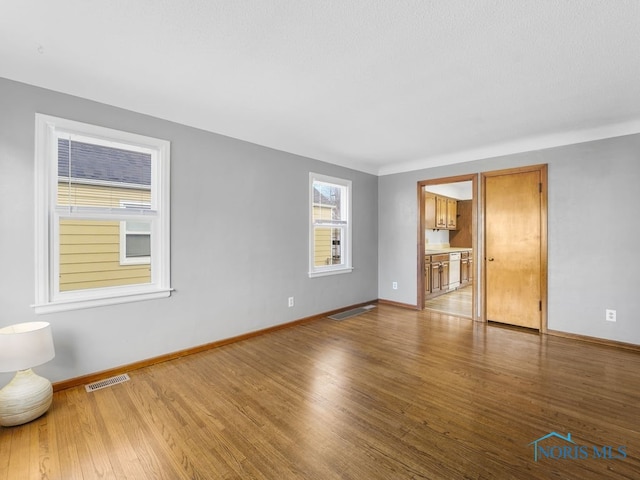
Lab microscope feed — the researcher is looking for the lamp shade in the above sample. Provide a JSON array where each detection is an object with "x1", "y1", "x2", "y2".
[{"x1": 0, "y1": 322, "x2": 55, "y2": 372}]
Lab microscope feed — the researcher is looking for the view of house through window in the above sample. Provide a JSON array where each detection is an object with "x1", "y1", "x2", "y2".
[
  {"x1": 313, "y1": 184, "x2": 343, "y2": 266},
  {"x1": 57, "y1": 139, "x2": 152, "y2": 291},
  {"x1": 309, "y1": 173, "x2": 352, "y2": 277},
  {"x1": 34, "y1": 114, "x2": 171, "y2": 313}
]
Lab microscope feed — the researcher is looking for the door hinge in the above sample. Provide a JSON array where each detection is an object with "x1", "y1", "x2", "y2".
[
  {"x1": 539, "y1": 300, "x2": 542, "y2": 311},
  {"x1": 539, "y1": 182, "x2": 542, "y2": 193}
]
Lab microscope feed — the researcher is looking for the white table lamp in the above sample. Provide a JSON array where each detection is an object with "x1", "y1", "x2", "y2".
[{"x1": 0, "y1": 322, "x2": 56, "y2": 427}]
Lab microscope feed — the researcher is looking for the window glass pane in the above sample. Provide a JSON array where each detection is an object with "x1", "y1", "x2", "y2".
[
  {"x1": 59, "y1": 218, "x2": 151, "y2": 292},
  {"x1": 57, "y1": 139, "x2": 151, "y2": 207},
  {"x1": 314, "y1": 227, "x2": 343, "y2": 267},
  {"x1": 126, "y1": 234, "x2": 151, "y2": 258},
  {"x1": 312, "y1": 182, "x2": 344, "y2": 223},
  {"x1": 125, "y1": 221, "x2": 150, "y2": 233}
]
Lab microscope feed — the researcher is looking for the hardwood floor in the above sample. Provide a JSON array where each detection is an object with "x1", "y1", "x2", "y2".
[
  {"x1": 424, "y1": 284, "x2": 472, "y2": 318},
  {"x1": 2, "y1": 304, "x2": 640, "y2": 479}
]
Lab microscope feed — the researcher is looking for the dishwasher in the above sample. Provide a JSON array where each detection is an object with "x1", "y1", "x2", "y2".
[{"x1": 449, "y1": 252, "x2": 461, "y2": 289}]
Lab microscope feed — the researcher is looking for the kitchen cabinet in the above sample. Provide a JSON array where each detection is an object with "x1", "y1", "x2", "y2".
[
  {"x1": 436, "y1": 196, "x2": 447, "y2": 228},
  {"x1": 427, "y1": 254, "x2": 449, "y2": 297},
  {"x1": 430, "y1": 258, "x2": 441, "y2": 294},
  {"x1": 426, "y1": 250, "x2": 472, "y2": 301},
  {"x1": 424, "y1": 193, "x2": 440, "y2": 229},
  {"x1": 441, "y1": 256, "x2": 450, "y2": 291},
  {"x1": 447, "y1": 198, "x2": 457, "y2": 229},
  {"x1": 424, "y1": 191, "x2": 457, "y2": 230},
  {"x1": 424, "y1": 255, "x2": 431, "y2": 295},
  {"x1": 460, "y1": 252, "x2": 469, "y2": 285}
]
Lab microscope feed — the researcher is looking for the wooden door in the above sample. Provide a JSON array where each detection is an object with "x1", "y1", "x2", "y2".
[{"x1": 484, "y1": 167, "x2": 545, "y2": 330}]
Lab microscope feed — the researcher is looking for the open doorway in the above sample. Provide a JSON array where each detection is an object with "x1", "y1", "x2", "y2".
[{"x1": 417, "y1": 174, "x2": 478, "y2": 320}]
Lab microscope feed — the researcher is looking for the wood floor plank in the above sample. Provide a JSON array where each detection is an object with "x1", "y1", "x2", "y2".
[
  {"x1": 63, "y1": 386, "x2": 118, "y2": 479},
  {"x1": 0, "y1": 425, "x2": 9, "y2": 480},
  {"x1": 425, "y1": 284, "x2": 473, "y2": 317},
  {"x1": 5, "y1": 423, "x2": 30, "y2": 479},
  {"x1": 39, "y1": 396, "x2": 62, "y2": 480},
  {"x1": 52, "y1": 390, "x2": 84, "y2": 480},
  {"x1": 1, "y1": 304, "x2": 640, "y2": 478},
  {"x1": 89, "y1": 387, "x2": 151, "y2": 479}
]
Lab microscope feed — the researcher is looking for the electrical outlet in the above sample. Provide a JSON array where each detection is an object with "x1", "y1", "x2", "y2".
[
  {"x1": 288, "y1": 297, "x2": 294, "y2": 308},
  {"x1": 606, "y1": 309, "x2": 616, "y2": 322},
  {"x1": 392, "y1": 282, "x2": 398, "y2": 290}
]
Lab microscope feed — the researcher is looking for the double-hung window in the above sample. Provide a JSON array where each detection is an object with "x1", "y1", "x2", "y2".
[
  {"x1": 34, "y1": 114, "x2": 171, "y2": 313},
  {"x1": 309, "y1": 173, "x2": 352, "y2": 277}
]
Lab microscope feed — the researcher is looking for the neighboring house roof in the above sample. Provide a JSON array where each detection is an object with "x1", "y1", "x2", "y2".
[{"x1": 58, "y1": 139, "x2": 151, "y2": 187}]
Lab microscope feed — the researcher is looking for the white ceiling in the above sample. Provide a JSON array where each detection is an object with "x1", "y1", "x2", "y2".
[{"x1": 2, "y1": 1, "x2": 640, "y2": 175}]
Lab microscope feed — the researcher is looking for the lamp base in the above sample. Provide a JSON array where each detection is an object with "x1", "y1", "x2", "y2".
[{"x1": 0, "y1": 369, "x2": 53, "y2": 427}]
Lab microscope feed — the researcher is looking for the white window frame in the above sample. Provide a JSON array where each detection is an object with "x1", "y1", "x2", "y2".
[
  {"x1": 119, "y1": 202, "x2": 152, "y2": 266},
  {"x1": 309, "y1": 172, "x2": 353, "y2": 278},
  {"x1": 34, "y1": 114, "x2": 171, "y2": 314}
]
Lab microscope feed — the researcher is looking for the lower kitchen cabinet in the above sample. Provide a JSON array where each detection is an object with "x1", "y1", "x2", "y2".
[
  {"x1": 425, "y1": 250, "x2": 471, "y2": 300},
  {"x1": 430, "y1": 260, "x2": 441, "y2": 294},
  {"x1": 441, "y1": 256, "x2": 450, "y2": 291},
  {"x1": 424, "y1": 256, "x2": 431, "y2": 295},
  {"x1": 461, "y1": 252, "x2": 469, "y2": 285},
  {"x1": 426, "y1": 254, "x2": 449, "y2": 298}
]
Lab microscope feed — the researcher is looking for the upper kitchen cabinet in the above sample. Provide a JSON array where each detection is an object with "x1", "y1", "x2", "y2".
[
  {"x1": 425, "y1": 191, "x2": 457, "y2": 230},
  {"x1": 425, "y1": 192, "x2": 438, "y2": 229},
  {"x1": 447, "y1": 198, "x2": 457, "y2": 230}
]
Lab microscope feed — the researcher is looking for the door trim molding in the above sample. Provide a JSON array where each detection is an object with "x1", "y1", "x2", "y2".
[
  {"x1": 480, "y1": 164, "x2": 548, "y2": 332},
  {"x1": 417, "y1": 174, "x2": 478, "y2": 320}
]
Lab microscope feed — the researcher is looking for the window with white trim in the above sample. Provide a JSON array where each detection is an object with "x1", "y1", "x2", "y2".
[
  {"x1": 309, "y1": 173, "x2": 352, "y2": 277},
  {"x1": 34, "y1": 114, "x2": 171, "y2": 313}
]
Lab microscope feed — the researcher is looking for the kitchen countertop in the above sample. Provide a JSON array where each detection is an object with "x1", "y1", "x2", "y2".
[{"x1": 425, "y1": 247, "x2": 472, "y2": 255}]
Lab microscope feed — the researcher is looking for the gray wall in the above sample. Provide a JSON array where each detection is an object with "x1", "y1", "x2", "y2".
[
  {"x1": 379, "y1": 136, "x2": 640, "y2": 345},
  {"x1": 0, "y1": 78, "x2": 378, "y2": 384}
]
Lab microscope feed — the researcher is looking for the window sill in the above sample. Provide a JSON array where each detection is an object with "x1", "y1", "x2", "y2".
[
  {"x1": 308, "y1": 267, "x2": 354, "y2": 278},
  {"x1": 32, "y1": 288, "x2": 172, "y2": 314}
]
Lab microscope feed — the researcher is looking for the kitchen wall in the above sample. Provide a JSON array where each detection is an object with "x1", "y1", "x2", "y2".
[
  {"x1": 379, "y1": 135, "x2": 640, "y2": 345},
  {"x1": 0, "y1": 78, "x2": 379, "y2": 384},
  {"x1": 425, "y1": 229, "x2": 450, "y2": 247}
]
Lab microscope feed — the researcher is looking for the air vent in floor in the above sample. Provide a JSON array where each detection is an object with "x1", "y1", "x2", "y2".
[
  {"x1": 328, "y1": 304, "x2": 376, "y2": 321},
  {"x1": 85, "y1": 373, "x2": 130, "y2": 392}
]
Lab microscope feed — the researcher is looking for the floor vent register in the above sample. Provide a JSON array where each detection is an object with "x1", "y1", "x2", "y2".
[
  {"x1": 328, "y1": 304, "x2": 376, "y2": 321},
  {"x1": 85, "y1": 373, "x2": 131, "y2": 393}
]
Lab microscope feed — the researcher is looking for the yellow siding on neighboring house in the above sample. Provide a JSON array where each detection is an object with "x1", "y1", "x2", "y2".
[
  {"x1": 58, "y1": 183, "x2": 150, "y2": 207},
  {"x1": 57, "y1": 183, "x2": 151, "y2": 292},
  {"x1": 59, "y1": 219, "x2": 151, "y2": 291},
  {"x1": 313, "y1": 205, "x2": 339, "y2": 266},
  {"x1": 314, "y1": 227, "x2": 333, "y2": 267}
]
